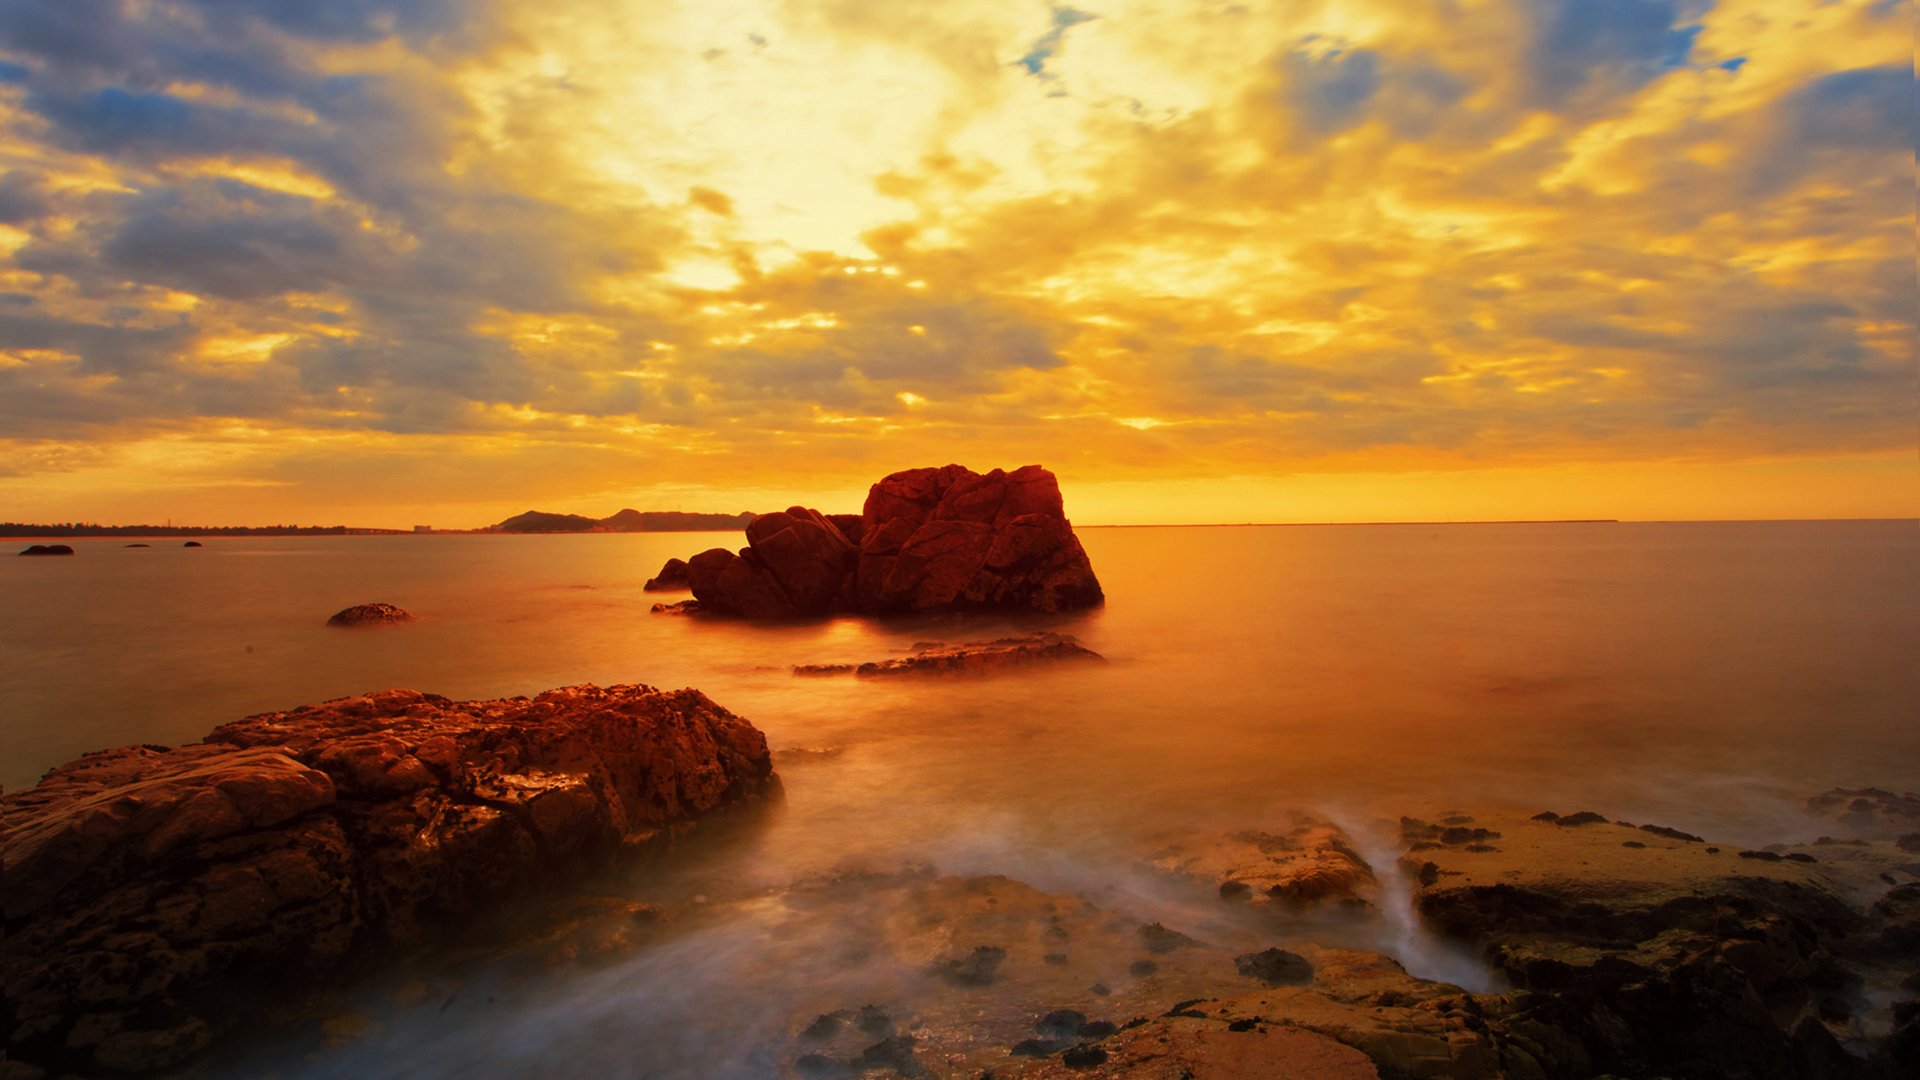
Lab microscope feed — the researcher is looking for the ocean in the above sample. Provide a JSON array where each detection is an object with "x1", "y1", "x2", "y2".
[{"x1": 4, "y1": 520, "x2": 1916, "y2": 1075}]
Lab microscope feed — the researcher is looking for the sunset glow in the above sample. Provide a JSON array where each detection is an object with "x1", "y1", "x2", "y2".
[{"x1": 0, "y1": 0, "x2": 1911, "y2": 526}]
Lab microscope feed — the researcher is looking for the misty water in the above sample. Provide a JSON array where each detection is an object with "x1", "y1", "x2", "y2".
[{"x1": 5, "y1": 521, "x2": 1917, "y2": 1076}]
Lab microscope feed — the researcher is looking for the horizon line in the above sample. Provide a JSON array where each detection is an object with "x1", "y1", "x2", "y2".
[{"x1": 5, "y1": 515, "x2": 1917, "y2": 539}]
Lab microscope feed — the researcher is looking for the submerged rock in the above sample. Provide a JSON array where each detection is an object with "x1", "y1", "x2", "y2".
[
  {"x1": 325, "y1": 602, "x2": 416, "y2": 627},
  {"x1": 679, "y1": 464, "x2": 1104, "y2": 618},
  {"x1": 791, "y1": 632, "x2": 1106, "y2": 678},
  {"x1": 1, "y1": 684, "x2": 778, "y2": 1075},
  {"x1": 17, "y1": 543, "x2": 74, "y2": 556}
]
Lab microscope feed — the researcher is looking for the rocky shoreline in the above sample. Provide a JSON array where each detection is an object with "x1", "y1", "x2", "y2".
[
  {"x1": 755, "y1": 805, "x2": 1919, "y2": 1078},
  {"x1": 9, "y1": 763, "x2": 1915, "y2": 1077}
]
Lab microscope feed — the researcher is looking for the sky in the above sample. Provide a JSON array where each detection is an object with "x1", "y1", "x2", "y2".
[{"x1": 0, "y1": 0, "x2": 1912, "y2": 527}]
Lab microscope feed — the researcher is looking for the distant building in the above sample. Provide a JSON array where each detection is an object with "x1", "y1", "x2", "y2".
[{"x1": 413, "y1": 525, "x2": 432, "y2": 533}]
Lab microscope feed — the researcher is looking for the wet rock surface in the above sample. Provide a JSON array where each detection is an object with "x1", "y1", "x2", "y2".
[
  {"x1": 0, "y1": 684, "x2": 778, "y2": 1075},
  {"x1": 1150, "y1": 814, "x2": 1380, "y2": 915},
  {"x1": 325, "y1": 602, "x2": 416, "y2": 627},
  {"x1": 792, "y1": 633, "x2": 1106, "y2": 678},
  {"x1": 1404, "y1": 808, "x2": 1919, "y2": 1079},
  {"x1": 679, "y1": 464, "x2": 1103, "y2": 619}
]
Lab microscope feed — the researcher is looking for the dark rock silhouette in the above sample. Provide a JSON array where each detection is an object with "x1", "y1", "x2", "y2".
[
  {"x1": 182, "y1": 541, "x2": 202, "y2": 548},
  {"x1": 682, "y1": 465, "x2": 1103, "y2": 618},
  {"x1": 326, "y1": 602, "x2": 416, "y2": 627},
  {"x1": 18, "y1": 544, "x2": 75, "y2": 556},
  {"x1": 643, "y1": 557, "x2": 693, "y2": 591},
  {"x1": 0, "y1": 684, "x2": 777, "y2": 1075},
  {"x1": 125, "y1": 543, "x2": 150, "y2": 548},
  {"x1": 687, "y1": 507, "x2": 859, "y2": 617}
]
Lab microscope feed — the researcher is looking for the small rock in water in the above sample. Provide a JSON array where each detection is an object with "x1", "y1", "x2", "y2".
[
  {"x1": 1556, "y1": 811, "x2": 1609, "y2": 826},
  {"x1": 1138, "y1": 922, "x2": 1200, "y2": 954},
  {"x1": 326, "y1": 602, "x2": 415, "y2": 627},
  {"x1": 1035, "y1": 1010, "x2": 1087, "y2": 1040},
  {"x1": 1077, "y1": 1020, "x2": 1117, "y2": 1039},
  {"x1": 17, "y1": 544, "x2": 74, "y2": 556},
  {"x1": 854, "y1": 1005, "x2": 893, "y2": 1037},
  {"x1": 799, "y1": 1012, "x2": 847, "y2": 1042},
  {"x1": 852, "y1": 1034, "x2": 925, "y2": 1076},
  {"x1": 1061, "y1": 1045, "x2": 1109, "y2": 1068},
  {"x1": 183, "y1": 540, "x2": 203, "y2": 547},
  {"x1": 1234, "y1": 948, "x2": 1314, "y2": 987},
  {"x1": 793, "y1": 663, "x2": 857, "y2": 677},
  {"x1": 928, "y1": 945, "x2": 1006, "y2": 987}
]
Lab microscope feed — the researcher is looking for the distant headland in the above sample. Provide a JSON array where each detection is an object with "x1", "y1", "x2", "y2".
[{"x1": 489, "y1": 509, "x2": 756, "y2": 533}]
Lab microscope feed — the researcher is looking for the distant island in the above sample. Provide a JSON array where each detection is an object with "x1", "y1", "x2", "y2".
[{"x1": 489, "y1": 509, "x2": 757, "y2": 533}]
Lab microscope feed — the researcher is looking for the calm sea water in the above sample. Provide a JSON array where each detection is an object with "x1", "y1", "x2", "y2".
[{"x1": 4, "y1": 521, "x2": 1917, "y2": 1075}]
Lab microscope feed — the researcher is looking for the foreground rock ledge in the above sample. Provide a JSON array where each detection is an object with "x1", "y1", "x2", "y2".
[{"x1": 0, "y1": 684, "x2": 778, "y2": 1075}]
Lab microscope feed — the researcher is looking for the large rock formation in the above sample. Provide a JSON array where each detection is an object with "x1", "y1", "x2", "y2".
[
  {"x1": 1, "y1": 685, "x2": 778, "y2": 1075},
  {"x1": 682, "y1": 464, "x2": 1103, "y2": 618}
]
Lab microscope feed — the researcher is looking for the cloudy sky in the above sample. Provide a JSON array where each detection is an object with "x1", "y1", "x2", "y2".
[{"x1": 0, "y1": 0, "x2": 1910, "y2": 526}]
